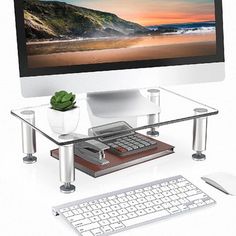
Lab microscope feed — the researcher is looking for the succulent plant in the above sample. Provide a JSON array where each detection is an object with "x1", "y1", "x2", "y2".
[{"x1": 50, "y1": 90, "x2": 76, "y2": 111}]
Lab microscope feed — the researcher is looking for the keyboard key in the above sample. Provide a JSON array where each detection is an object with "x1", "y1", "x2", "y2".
[
  {"x1": 177, "y1": 178, "x2": 185, "y2": 182},
  {"x1": 123, "y1": 210, "x2": 170, "y2": 227},
  {"x1": 111, "y1": 205, "x2": 121, "y2": 210},
  {"x1": 177, "y1": 181, "x2": 190, "y2": 187},
  {"x1": 90, "y1": 216, "x2": 100, "y2": 222},
  {"x1": 144, "y1": 202, "x2": 154, "y2": 207},
  {"x1": 94, "y1": 204, "x2": 102, "y2": 209},
  {"x1": 154, "y1": 193, "x2": 163, "y2": 199},
  {"x1": 108, "y1": 196, "x2": 116, "y2": 200},
  {"x1": 72, "y1": 209, "x2": 81, "y2": 215},
  {"x1": 127, "y1": 206, "x2": 137, "y2": 212},
  {"x1": 127, "y1": 195, "x2": 137, "y2": 201},
  {"x1": 118, "y1": 208, "x2": 128, "y2": 215},
  {"x1": 135, "y1": 189, "x2": 143, "y2": 193},
  {"x1": 81, "y1": 232, "x2": 94, "y2": 236},
  {"x1": 178, "y1": 193, "x2": 187, "y2": 198},
  {"x1": 171, "y1": 200, "x2": 180, "y2": 206},
  {"x1": 153, "y1": 199, "x2": 162, "y2": 205},
  {"x1": 101, "y1": 225, "x2": 113, "y2": 233},
  {"x1": 109, "y1": 217, "x2": 119, "y2": 224},
  {"x1": 137, "y1": 198, "x2": 146, "y2": 203},
  {"x1": 91, "y1": 228, "x2": 103, "y2": 236},
  {"x1": 120, "y1": 202, "x2": 130, "y2": 208},
  {"x1": 89, "y1": 200, "x2": 98, "y2": 205},
  {"x1": 129, "y1": 200, "x2": 138, "y2": 206},
  {"x1": 178, "y1": 205, "x2": 189, "y2": 211},
  {"x1": 100, "y1": 214, "x2": 110, "y2": 220},
  {"x1": 153, "y1": 205, "x2": 164, "y2": 211},
  {"x1": 144, "y1": 191, "x2": 153, "y2": 196},
  {"x1": 145, "y1": 196, "x2": 155, "y2": 201},
  {"x1": 136, "y1": 203, "x2": 146, "y2": 209},
  {"x1": 111, "y1": 222, "x2": 125, "y2": 231},
  {"x1": 76, "y1": 222, "x2": 100, "y2": 233},
  {"x1": 99, "y1": 220, "x2": 110, "y2": 226},
  {"x1": 67, "y1": 214, "x2": 84, "y2": 223},
  {"x1": 162, "y1": 203, "x2": 172, "y2": 209},
  {"x1": 109, "y1": 211, "x2": 119, "y2": 217},
  {"x1": 135, "y1": 193, "x2": 145, "y2": 198},
  {"x1": 205, "y1": 199, "x2": 215, "y2": 204},
  {"x1": 163, "y1": 191, "x2": 172, "y2": 197},
  {"x1": 79, "y1": 203, "x2": 89, "y2": 208},
  {"x1": 126, "y1": 191, "x2": 135, "y2": 195},
  {"x1": 63, "y1": 211, "x2": 74, "y2": 217},
  {"x1": 189, "y1": 204, "x2": 198, "y2": 209},
  {"x1": 92, "y1": 210, "x2": 103, "y2": 216},
  {"x1": 162, "y1": 197, "x2": 171, "y2": 203},
  {"x1": 81, "y1": 206, "x2": 92, "y2": 212},
  {"x1": 179, "y1": 198, "x2": 189, "y2": 204},
  {"x1": 186, "y1": 190, "x2": 199, "y2": 196},
  {"x1": 72, "y1": 218, "x2": 91, "y2": 227},
  {"x1": 127, "y1": 212, "x2": 138, "y2": 218},
  {"x1": 197, "y1": 202, "x2": 206, "y2": 207},
  {"x1": 187, "y1": 193, "x2": 208, "y2": 202},
  {"x1": 168, "y1": 207, "x2": 180, "y2": 214},
  {"x1": 136, "y1": 210, "x2": 146, "y2": 216},
  {"x1": 118, "y1": 197, "x2": 128, "y2": 203},
  {"x1": 83, "y1": 212, "x2": 93, "y2": 218},
  {"x1": 60, "y1": 208, "x2": 69, "y2": 213},
  {"x1": 145, "y1": 207, "x2": 155, "y2": 214},
  {"x1": 101, "y1": 207, "x2": 112, "y2": 213},
  {"x1": 118, "y1": 215, "x2": 129, "y2": 221},
  {"x1": 100, "y1": 202, "x2": 110, "y2": 207}
]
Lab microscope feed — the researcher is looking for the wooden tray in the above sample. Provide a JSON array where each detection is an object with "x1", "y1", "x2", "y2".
[{"x1": 51, "y1": 140, "x2": 174, "y2": 177}]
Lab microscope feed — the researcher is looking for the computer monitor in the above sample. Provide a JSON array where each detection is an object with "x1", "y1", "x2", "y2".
[{"x1": 14, "y1": 0, "x2": 224, "y2": 104}]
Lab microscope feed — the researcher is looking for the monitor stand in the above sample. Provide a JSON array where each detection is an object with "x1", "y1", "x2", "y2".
[{"x1": 87, "y1": 89, "x2": 160, "y2": 118}]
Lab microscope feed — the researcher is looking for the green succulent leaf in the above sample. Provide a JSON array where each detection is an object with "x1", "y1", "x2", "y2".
[
  {"x1": 61, "y1": 93, "x2": 73, "y2": 103},
  {"x1": 71, "y1": 94, "x2": 76, "y2": 102}
]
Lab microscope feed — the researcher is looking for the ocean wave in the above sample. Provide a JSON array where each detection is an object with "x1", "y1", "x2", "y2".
[{"x1": 164, "y1": 27, "x2": 216, "y2": 35}]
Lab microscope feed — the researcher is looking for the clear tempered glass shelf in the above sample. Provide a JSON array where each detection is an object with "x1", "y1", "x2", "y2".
[{"x1": 11, "y1": 87, "x2": 218, "y2": 146}]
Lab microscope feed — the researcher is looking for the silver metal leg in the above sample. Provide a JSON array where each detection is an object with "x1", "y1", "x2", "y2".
[
  {"x1": 59, "y1": 144, "x2": 75, "y2": 193},
  {"x1": 21, "y1": 110, "x2": 37, "y2": 164},
  {"x1": 147, "y1": 89, "x2": 160, "y2": 137},
  {"x1": 192, "y1": 108, "x2": 208, "y2": 161}
]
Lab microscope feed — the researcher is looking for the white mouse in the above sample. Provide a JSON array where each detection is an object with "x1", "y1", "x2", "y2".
[{"x1": 201, "y1": 172, "x2": 236, "y2": 195}]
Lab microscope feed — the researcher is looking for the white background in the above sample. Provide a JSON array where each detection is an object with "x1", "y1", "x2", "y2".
[{"x1": 1, "y1": 1, "x2": 236, "y2": 235}]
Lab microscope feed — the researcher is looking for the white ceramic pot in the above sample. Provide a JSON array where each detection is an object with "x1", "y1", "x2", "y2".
[{"x1": 47, "y1": 107, "x2": 80, "y2": 135}]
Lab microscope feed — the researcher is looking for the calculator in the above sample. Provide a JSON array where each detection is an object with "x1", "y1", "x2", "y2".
[{"x1": 89, "y1": 121, "x2": 158, "y2": 157}]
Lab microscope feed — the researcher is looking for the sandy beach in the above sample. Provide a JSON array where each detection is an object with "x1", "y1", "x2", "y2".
[{"x1": 27, "y1": 34, "x2": 216, "y2": 68}]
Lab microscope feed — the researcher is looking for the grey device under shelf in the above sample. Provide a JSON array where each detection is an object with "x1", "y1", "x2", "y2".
[{"x1": 74, "y1": 140, "x2": 110, "y2": 165}]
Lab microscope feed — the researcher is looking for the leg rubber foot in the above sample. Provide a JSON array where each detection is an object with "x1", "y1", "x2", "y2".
[
  {"x1": 60, "y1": 184, "x2": 76, "y2": 194},
  {"x1": 147, "y1": 130, "x2": 159, "y2": 137},
  {"x1": 192, "y1": 153, "x2": 206, "y2": 161},
  {"x1": 23, "y1": 155, "x2": 37, "y2": 164}
]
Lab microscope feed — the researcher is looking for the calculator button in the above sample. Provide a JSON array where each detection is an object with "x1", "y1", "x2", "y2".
[
  {"x1": 110, "y1": 144, "x2": 118, "y2": 148},
  {"x1": 137, "y1": 144, "x2": 145, "y2": 148},
  {"x1": 115, "y1": 147, "x2": 127, "y2": 152},
  {"x1": 149, "y1": 141, "x2": 157, "y2": 145}
]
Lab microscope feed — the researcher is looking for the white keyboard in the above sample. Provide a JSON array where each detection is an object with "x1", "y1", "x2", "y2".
[{"x1": 53, "y1": 175, "x2": 215, "y2": 236}]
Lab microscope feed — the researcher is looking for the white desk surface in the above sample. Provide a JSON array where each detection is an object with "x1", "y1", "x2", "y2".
[
  {"x1": 1, "y1": 1, "x2": 236, "y2": 234},
  {"x1": 1, "y1": 81, "x2": 236, "y2": 236}
]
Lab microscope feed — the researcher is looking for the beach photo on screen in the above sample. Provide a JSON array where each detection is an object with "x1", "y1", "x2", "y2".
[{"x1": 24, "y1": 0, "x2": 217, "y2": 68}]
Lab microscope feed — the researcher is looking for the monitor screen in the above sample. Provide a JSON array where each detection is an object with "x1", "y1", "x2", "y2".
[{"x1": 14, "y1": 0, "x2": 224, "y2": 77}]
